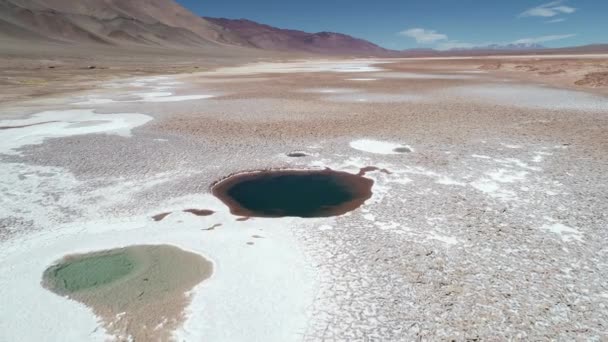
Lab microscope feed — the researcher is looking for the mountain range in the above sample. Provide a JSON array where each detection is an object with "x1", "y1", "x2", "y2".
[
  {"x1": 0, "y1": 0, "x2": 605, "y2": 57},
  {"x1": 204, "y1": 17, "x2": 393, "y2": 56}
]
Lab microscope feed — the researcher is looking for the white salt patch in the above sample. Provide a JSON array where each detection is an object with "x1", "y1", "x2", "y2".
[
  {"x1": 374, "y1": 221, "x2": 401, "y2": 230},
  {"x1": 327, "y1": 93, "x2": 424, "y2": 103},
  {"x1": 346, "y1": 78, "x2": 378, "y2": 81},
  {"x1": 457, "y1": 70, "x2": 488, "y2": 74},
  {"x1": 501, "y1": 143, "x2": 522, "y2": 149},
  {"x1": 299, "y1": 88, "x2": 358, "y2": 94},
  {"x1": 470, "y1": 179, "x2": 517, "y2": 201},
  {"x1": 372, "y1": 72, "x2": 476, "y2": 80},
  {"x1": 0, "y1": 109, "x2": 152, "y2": 155},
  {"x1": 494, "y1": 158, "x2": 542, "y2": 171},
  {"x1": 142, "y1": 94, "x2": 215, "y2": 103},
  {"x1": 427, "y1": 232, "x2": 459, "y2": 245},
  {"x1": 74, "y1": 92, "x2": 214, "y2": 105},
  {"x1": 449, "y1": 84, "x2": 608, "y2": 112},
  {"x1": 207, "y1": 59, "x2": 387, "y2": 75},
  {"x1": 363, "y1": 213, "x2": 376, "y2": 222},
  {"x1": 541, "y1": 223, "x2": 583, "y2": 242},
  {"x1": 532, "y1": 151, "x2": 553, "y2": 163},
  {"x1": 390, "y1": 177, "x2": 414, "y2": 185},
  {"x1": 472, "y1": 154, "x2": 492, "y2": 159},
  {"x1": 350, "y1": 139, "x2": 412, "y2": 155},
  {"x1": 436, "y1": 176, "x2": 466, "y2": 186},
  {"x1": 318, "y1": 225, "x2": 333, "y2": 231},
  {"x1": 128, "y1": 82, "x2": 146, "y2": 87},
  {"x1": 486, "y1": 169, "x2": 528, "y2": 183},
  {"x1": 471, "y1": 179, "x2": 500, "y2": 193}
]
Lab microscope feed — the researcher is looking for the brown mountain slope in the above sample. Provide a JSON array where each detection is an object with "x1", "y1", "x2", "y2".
[
  {"x1": 0, "y1": 0, "x2": 250, "y2": 47},
  {"x1": 204, "y1": 17, "x2": 395, "y2": 56}
]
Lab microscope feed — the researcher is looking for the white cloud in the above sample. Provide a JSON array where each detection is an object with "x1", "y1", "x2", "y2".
[
  {"x1": 512, "y1": 34, "x2": 575, "y2": 44},
  {"x1": 399, "y1": 28, "x2": 447, "y2": 43},
  {"x1": 520, "y1": 1, "x2": 576, "y2": 18},
  {"x1": 546, "y1": 18, "x2": 566, "y2": 23}
]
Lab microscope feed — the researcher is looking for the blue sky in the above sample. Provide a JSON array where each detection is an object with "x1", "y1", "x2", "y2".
[{"x1": 179, "y1": 1, "x2": 607, "y2": 50}]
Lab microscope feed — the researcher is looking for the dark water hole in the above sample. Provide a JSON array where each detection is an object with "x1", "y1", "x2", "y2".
[
  {"x1": 393, "y1": 147, "x2": 411, "y2": 153},
  {"x1": 212, "y1": 169, "x2": 374, "y2": 218},
  {"x1": 286, "y1": 152, "x2": 309, "y2": 158}
]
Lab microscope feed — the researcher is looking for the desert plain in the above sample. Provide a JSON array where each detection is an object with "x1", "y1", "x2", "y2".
[{"x1": 1, "y1": 50, "x2": 608, "y2": 341}]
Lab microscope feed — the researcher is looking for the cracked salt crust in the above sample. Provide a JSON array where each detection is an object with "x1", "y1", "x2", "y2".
[
  {"x1": 2, "y1": 58, "x2": 606, "y2": 341},
  {"x1": 0, "y1": 167, "x2": 316, "y2": 342},
  {"x1": 541, "y1": 223, "x2": 583, "y2": 242}
]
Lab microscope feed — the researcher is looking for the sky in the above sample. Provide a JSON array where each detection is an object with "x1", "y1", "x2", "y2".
[{"x1": 178, "y1": 0, "x2": 607, "y2": 50}]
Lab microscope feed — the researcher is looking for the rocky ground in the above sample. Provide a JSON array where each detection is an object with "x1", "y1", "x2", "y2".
[{"x1": 0, "y1": 55, "x2": 607, "y2": 341}]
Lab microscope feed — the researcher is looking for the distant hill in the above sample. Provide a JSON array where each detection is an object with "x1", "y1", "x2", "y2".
[
  {"x1": 400, "y1": 44, "x2": 608, "y2": 57},
  {"x1": 204, "y1": 17, "x2": 395, "y2": 56},
  {"x1": 450, "y1": 43, "x2": 545, "y2": 51},
  {"x1": 0, "y1": 0, "x2": 248, "y2": 47}
]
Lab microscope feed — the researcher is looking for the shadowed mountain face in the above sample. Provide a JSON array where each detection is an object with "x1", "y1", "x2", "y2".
[
  {"x1": 0, "y1": 0, "x2": 249, "y2": 47},
  {"x1": 204, "y1": 17, "x2": 395, "y2": 56}
]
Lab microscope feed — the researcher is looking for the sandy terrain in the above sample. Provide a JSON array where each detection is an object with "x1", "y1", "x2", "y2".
[{"x1": 1, "y1": 54, "x2": 607, "y2": 341}]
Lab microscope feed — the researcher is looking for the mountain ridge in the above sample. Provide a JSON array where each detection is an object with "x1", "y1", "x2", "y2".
[
  {"x1": 204, "y1": 17, "x2": 395, "y2": 56},
  {"x1": 0, "y1": 0, "x2": 249, "y2": 47}
]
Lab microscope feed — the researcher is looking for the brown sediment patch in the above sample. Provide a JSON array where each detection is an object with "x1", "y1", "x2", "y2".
[
  {"x1": 0, "y1": 121, "x2": 58, "y2": 130},
  {"x1": 212, "y1": 169, "x2": 373, "y2": 218},
  {"x1": 236, "y1": 217, "x2": 251, "y2": 222},
  {"x1": 246, "y1": 242, "x2": 254, "y2": 245},
  {"x1": 357, "y1": 166, "x2": 392, "y2": 177},
  {"x1": 479, "y1": 62, "x2": 502, "y2": 70},
  {"x1": 575, "y1": 72, "x2": 608, "y2": 87},
  {"x1": 393, "y1": 147, "x2": 412, "y2": 153},
  {"x1": 152, "y1": 212, "x2": 171, "y2": 221},
  {"x1": 41, "y1": 245, "x2": 212, "y2": 341},
  {"x1": 251, "y1": 235, "x2": 264, "y2": 239},
  {"x1": 183, "y1": 209, "x2": 215, "y2": 217},
  {"x1": 538, "y1": 69, "x2": 566, "y2": 75}
]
